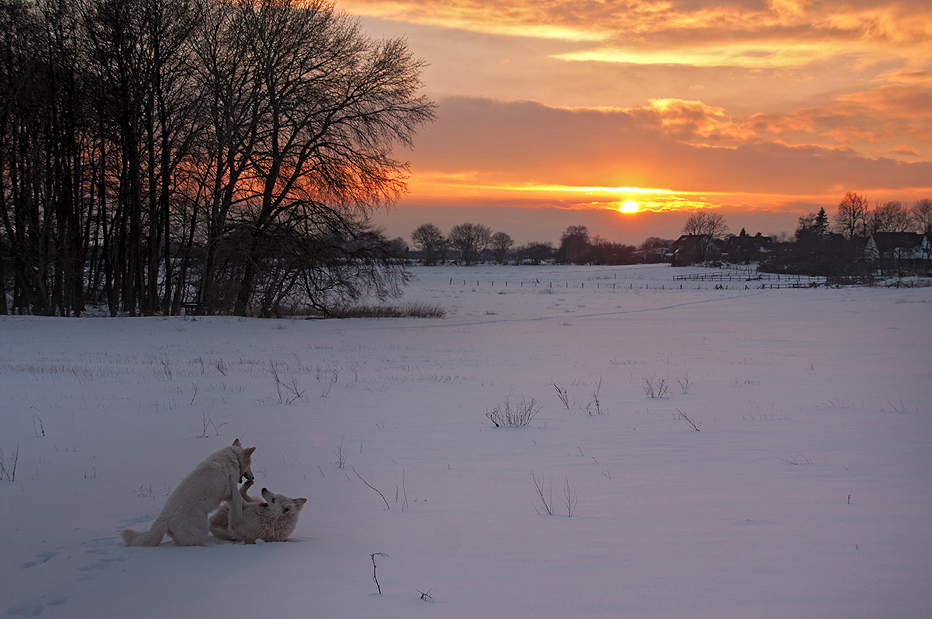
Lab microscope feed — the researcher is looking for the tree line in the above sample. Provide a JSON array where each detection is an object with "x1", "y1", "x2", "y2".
[
  {"x1": 762, "y1": 194, "x2": 932, "y2": 278},
  {"x1": 1, "y1": 0, "x2": 433, "y2": 317},
  {"x1": 409, "y1": 194, "x2": 932, "y2": 276},
  {"x1": 410, "y1": 222, "x2": 644, "y2": 266}
]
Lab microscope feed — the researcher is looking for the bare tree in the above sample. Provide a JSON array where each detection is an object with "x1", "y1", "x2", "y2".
[
  {"x1": 681, "y1": 211, "x2": 728, "y2": 262},
  {"x1": 517, "y1": 241, "x2": 554, "y2": 264},
  {"x1": 411, "y1": 223, "x2": 446, "y2": 265},
  {"x1": 190, "y1": 0, "x2": 434, "y2": 315},
  {"x1": 489, "y1": 231, "x2": 514, "y2": 264},
  {"x1": 911, "y1": 198, "x2": 932, "y2": 238},
  {"x1": 589, "y1": 235, "x2": 636, "y2": 265},
  {"x1": 448, "y1": 223, "x2": 492, "y2": 265},
  {"x1": 1, "y1": 0, "x2": 53, "y2": 315},
  {"x1": 869, "y1": 201, "x2": 913, "y2": 234},
  {"x1": 832, "y1": 192, "x2": 869, "y2": 239},
  {"x1": 682, "y1": 211, "x2": 729, "y2": 239},
  {"x1": 640, "y1": 237, "x2": 672, "y2": 251},
  {"x1": 0, "y1": 0, "x2": 433, "y2": 318}
]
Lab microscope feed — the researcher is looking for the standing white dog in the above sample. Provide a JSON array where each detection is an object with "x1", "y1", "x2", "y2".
[
  {"x1": 209, "y1": 479, "x2": 306, "y2": 543},
  {"x1": 122, "y1": 439, "x2": 256, "y2": 546}
]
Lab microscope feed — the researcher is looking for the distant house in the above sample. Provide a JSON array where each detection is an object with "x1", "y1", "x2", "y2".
[
  {"x1": 634, "y1": 246, "x2": 668, "y2": 264},
  {"x1": 666, "y1": 234, "x2": 718, "y2": 265},
  {"x1": 864, "y1": 232, "x2": 931, "y2": 275},
  {"x1": 723, "y1": 231, "x2": 773, "y2": 263}
]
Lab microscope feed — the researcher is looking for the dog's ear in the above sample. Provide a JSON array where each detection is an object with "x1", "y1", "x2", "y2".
[
  {"x1": 232, "y1": 439, "x2": 242, "y2": 447},
  {"x1": 294, "y1": 498, "x2": 307, "y2": 508},
  {"x1": 245, "y1": 447, "x2": 256, "y2": 457}
]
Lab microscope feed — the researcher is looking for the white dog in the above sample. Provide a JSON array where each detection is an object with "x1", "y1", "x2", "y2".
[
  {"x1": 122, "y1": 439, "x2": 256, "y2": 546},
  {"x1": 209, "y1": 479, "x2": 306, "y2": 543}
]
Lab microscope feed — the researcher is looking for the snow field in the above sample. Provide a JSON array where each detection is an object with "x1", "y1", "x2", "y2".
[{"x1": 1, "y1": 264, "x2": 930, "y2": 619}]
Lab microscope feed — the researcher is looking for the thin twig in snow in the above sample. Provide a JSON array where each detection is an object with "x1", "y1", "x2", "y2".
[{"x1": 353, "y1": 466, "x2": 390, "y2": 509}]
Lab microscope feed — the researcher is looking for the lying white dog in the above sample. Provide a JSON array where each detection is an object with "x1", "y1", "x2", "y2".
[
  {"x1": 209, "y1": 479, "x2": 306, "y2": 543},
  {"x1": 122, "y1": 439, "x2": 256, "y2": 546}
]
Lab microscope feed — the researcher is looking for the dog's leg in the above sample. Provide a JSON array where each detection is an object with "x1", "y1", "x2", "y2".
[
  {"x1": 227, "y1": 474, "x2": 244, "y2": 530},
  {"x1": 239, "y1": 478, "x2": 262, "y2": 504}
]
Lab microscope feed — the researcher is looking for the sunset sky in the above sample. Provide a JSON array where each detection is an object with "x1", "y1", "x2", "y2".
[{"x1": 349, "y1": 0, "x2": 932, "y2": 246}]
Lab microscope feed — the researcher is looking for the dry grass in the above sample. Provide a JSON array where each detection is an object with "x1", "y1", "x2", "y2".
[
  {"x1": 486, "y1": 396, "x2": 541, "y2": 427},
  {"x1": 325, "y1": 303, "x2": 447, "y2": 319}
]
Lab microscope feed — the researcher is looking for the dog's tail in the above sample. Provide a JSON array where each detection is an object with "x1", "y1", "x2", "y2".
[{"x1": 121, "y1": 517, "x2": 168, "y2": 546}]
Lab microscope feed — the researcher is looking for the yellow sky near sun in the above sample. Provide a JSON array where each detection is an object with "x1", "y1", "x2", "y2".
[
  {"x1": 344, "y1": 0, "x2": 932, "y2": 243},
  {"x1": 404, "y1": 173, "x2": 871, "y2": 217}
]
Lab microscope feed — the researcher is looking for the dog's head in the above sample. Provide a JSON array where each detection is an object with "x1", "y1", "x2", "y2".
[
  {"x1": 260, "y1": 487, "x2": 307, "y2": 516},
  {"x1": 232, "y1": 438, "x2": 256, "y2": 482}
]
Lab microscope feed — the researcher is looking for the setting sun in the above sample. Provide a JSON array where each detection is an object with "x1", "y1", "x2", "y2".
[{"x1": 619, "y1": 200, "x2": 638, "y2": 213}]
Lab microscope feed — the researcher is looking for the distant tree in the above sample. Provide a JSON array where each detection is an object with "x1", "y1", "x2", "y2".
[
  {"x1": 787, "y1": 210, "x2": 836, "y2": 273},
  {"x1": 681, "y1": 211, "x2": 729, "y2": 262},
  {"x1": 411, "y1": 223, "x2": 447, "y2": 265},
  {"x1": 912, "y1": 198, "x2": 932, "y2": 238},
  {"x1": 682, "y1": 211, "x2": 729, "y2": 239},
  {"x1": 389, "y1": 237, "x2": 409, "y2": 257},
  {"x1": 764, "y1": 201, "x2": 873, "y2": 278},
  {"x1": 559, "y1": 226, "x2": 590, "y2": 263},
  {"x1": 638, "y1": 237, "x2": 671, "y2": 263},
  {"x1": 489, "y1": 231, "x2": 514, "y2": 264},
  {"x1": 909, "y1": 198, "x2": 932, "y2": 261},
  {"x1": 448, "y1": 223, "x2": 492, "y2": 264},
  {"x1": 589, "y1": 235, "x2": 637, "y2": 265},
  {"x1": 815, "y1": 207, "x2": 829, "y2": 237},
  {"x1": 795, "y1": 207, "x2": 829, "y2": 242},
  {"x1": 869, "y1": 201, "x2": 913, "y2": 234},
  {"x1": 795, "y1": 214, "x2": 816, "y2": 241},
  {"x1": 640, "y1": 237, "x2": 672, "y2": 251},
  {"x1": 517, "y1": 241, "x2": 554, "y2": 264},
  {"x1": 833, "y1": 192, "x2": 869, "y2": 239}
]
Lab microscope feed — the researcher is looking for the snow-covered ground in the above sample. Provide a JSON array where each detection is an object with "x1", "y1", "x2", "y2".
[{"x1": 1, "y1": 263, "x2": 930, "y2": 619}]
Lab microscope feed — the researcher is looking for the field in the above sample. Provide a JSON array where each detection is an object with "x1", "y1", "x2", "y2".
[{"x1": 1, "y1": 263, "x2": 930, "y2": 619}]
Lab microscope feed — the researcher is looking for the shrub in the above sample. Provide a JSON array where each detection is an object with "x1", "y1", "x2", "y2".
[
  {"x1": 643, "y1": 375, "x2": 669, "y2": 398},
  {"x1": 486, "y1": 396, "x2": 541, "y2": 427}
]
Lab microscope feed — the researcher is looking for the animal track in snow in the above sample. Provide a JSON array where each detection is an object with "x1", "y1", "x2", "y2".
[{"x1": 20, "y1": 549, "x2": 61, "y2": 569}]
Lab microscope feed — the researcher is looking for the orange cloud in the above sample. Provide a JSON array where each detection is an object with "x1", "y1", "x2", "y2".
[
  {"x1": 819, "y1": 126, "x2": 882, "y2": 144},
  {"x1": 836, "y1": 85, "x2": 932, "y2": 118},
  {"x1": 624, "y1": 99, "x2": 756, "y2": 143},
  {"x1": 343, "y1": 0, "x2": 932, "y2": 63},
  {"x1": 881, "y1": 70, "x2": 932, "y2": 88},
  {"x1": 609, "y1": 84, "x2": 931, "y2": 159},
  {"x1": 768, "y1": 0, "x2": 812, "y2": 20},
  {"x1": 411, "y1": 98, "x2": 932, "y2": 202},
  {"x1": 893, "y1": 145, "x2": 920, "y2": 156}
]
